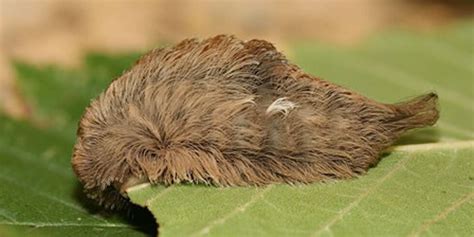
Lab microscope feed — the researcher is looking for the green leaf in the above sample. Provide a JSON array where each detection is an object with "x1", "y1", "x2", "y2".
[
  {"x1": 128, "y1": 142, "x2": 473, "y2": 237},
  {"x1": 126, "y1": 22, "x2": 474, "y2": 237},
  {"x1": 129, "y1": 141, "x2": 474, "y2": 236},
  {"x1": 0, "y1": 116, "x2": 157, "y2": 236},
  {"x1": 1, "y1": 53, "x2": 155, "y2": 236}
]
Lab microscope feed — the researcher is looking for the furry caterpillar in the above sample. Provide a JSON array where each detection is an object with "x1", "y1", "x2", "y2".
[{"x1": 72, "y1": 35, "x2": 439, "y2": 209}]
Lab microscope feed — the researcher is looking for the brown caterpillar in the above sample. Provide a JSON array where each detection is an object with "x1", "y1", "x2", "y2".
[{"x1": 72, "y1": 35, "x2": 439, "y2": 209}]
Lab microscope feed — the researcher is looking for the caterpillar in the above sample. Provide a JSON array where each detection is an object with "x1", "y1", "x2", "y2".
[{"x1": 72, "y1": 35, "x2": 439, "y2": 209}]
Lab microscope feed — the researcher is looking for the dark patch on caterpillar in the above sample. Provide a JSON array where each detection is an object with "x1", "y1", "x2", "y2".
[
  {"x1": 71, "y1": 35, "x2": 439, "y2": 209},
  {"x1": 73, "y1": 183, "x2": 157, "y2": 236}
]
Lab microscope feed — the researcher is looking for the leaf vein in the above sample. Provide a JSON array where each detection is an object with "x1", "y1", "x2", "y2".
[
  {"x1": 309, "y1": 149, "x2": 414, "y2": 237},
  {"x1": 407, "y1": 191, "x2": 474, "y2": 237},
  {"x1": 192, "y1": 185, "x2": 273, "y2": 237}
]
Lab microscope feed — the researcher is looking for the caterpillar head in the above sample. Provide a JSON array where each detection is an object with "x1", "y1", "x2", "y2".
[{"x1": 72, "y1": 100, "x2": 155, "y2": 209}]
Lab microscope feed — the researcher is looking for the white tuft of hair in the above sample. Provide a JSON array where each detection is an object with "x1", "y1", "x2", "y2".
[{"x1": 266, "y1": 97, "x2": 297, "y2": 116}]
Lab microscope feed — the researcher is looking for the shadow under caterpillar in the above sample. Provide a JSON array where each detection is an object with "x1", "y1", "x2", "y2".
[{"x1": 72, "y1": 35, "x2": 439, "y2": 209}]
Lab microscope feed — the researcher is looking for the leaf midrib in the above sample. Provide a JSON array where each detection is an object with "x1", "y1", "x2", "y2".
[
  {"x1": 0, "y1": 222, "x2": 130, "y2": 228},
  {"x1": 390, "y1": 140, "x2": 473, "y2": 152}
]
